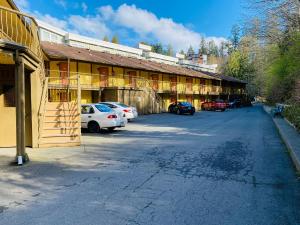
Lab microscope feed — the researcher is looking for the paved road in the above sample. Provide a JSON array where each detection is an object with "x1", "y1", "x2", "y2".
[{"x1": 0, "y1": 105, "x2": 300, "y2": 225}]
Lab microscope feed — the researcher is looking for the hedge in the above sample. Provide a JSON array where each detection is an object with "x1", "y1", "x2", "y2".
[{"x1": 283, "y1": 104, "x2": 300, "y2": 131}]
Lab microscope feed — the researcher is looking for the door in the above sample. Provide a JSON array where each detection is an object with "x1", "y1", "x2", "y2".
[
  {"x1": 127, "y1": 71, "x2": 136, "y2": 88},
  {"x1": 187, "y1": 95, "x2": 193, "y2": 104},
  {"x1": 170, "y1": 76, "x2": 177, "y2": 92},
  {"x1": 186, "y1": 78, "x2": 193, "y2": 92},
  {"x1": 151, "y1": 74, "x2": 159, "y2": 90},
  {"x1": 58, "y1": 62, "x2": 69, "y2": 86},
  {"x1": 170, "y1": 94, "x2": 177, "y2": 103},
  {"x1": 81, "y1": 105, "x2": 95, "y2": 128},
  {"x1": 98, "y1": 67, "x2": 109, "y2": 87}
]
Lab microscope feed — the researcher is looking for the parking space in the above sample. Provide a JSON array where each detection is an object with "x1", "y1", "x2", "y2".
[{"x1": 1, "y1": 106, "x2": 300, "y2": 225}]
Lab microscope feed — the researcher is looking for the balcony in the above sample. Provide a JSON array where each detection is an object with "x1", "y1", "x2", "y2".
[
  {"x1": 0, "y1": 6, "x2": 42, "y2": 58},
  {"x1": 47, "y1": 70, "x2": 224, "y2": 96}
]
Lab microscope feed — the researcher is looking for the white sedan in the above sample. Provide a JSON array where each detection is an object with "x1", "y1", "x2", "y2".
[
  {"x1": 101, "y1": 102, "x2": 138, "y2": 121},
  {"x1": 81, "y1": 104, "x2": 126, "y2": 133}
]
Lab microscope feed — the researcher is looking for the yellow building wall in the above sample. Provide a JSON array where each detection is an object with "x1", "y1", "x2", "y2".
[{"x1": 81, "y1": 90, "x2": 92, "y2": 104}]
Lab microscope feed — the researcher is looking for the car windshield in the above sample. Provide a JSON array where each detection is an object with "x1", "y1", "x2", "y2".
[
  {"x1": 94, "y1": 104, "x2": 113, "y2": 112},
  {"x1": 116, "y1": 103, "x2": 129, "y2": 108},
  {"x1": 180, "y1": 102, "x2": 192, "y2": 106}
]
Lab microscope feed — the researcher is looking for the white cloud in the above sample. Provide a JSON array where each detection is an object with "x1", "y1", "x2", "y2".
[
  {"x1": 68, "y1": 15, "x2": 110, "y2": 38},
  {"x1": 103, "y1": 4, "x2": 226, "y2": 51},
  {"x1": 81, "y1": 2, "x2": 88, "y2": 13},
  {"x1": 54, "y1": 0, "x2": 67, "y2": 9},
  {"x1": 98, "y1": 5, "x2": 114, "y2": 20},
  {"x1": 14, "y1": 0, "x2": 29, "y2": 11},
  {"x1": 33, "y1": 11, "x2": 68, "y2": 30}
]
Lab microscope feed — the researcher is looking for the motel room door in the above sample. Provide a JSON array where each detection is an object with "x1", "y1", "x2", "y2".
[
  {"x1": 170, "y1": 76, "x2": 177, "y2": 92},
  {"x1": 58, "y1": 62, "x2": 69, "y2": 102},
  {"x1": 186, "y1": 78, "x2": 193, "y2": 92},
  {"x1": 151, "y1": 74, "x2": 159, "y2": 91},
  {"x1": 127, "y1": 71, "x2": 136, "y2": 88},
  {"x1": 98, "y1": 67, "x2": 109, "y2": 87}
]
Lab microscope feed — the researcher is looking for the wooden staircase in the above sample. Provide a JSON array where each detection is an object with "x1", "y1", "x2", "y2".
[{"x1": 38, "y1": 102, "x2": 81, "y2": 148}]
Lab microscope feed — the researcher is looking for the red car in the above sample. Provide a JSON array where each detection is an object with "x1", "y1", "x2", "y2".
[{"x1": 201, "y1": 100, "x2": 227, "y2": 111}]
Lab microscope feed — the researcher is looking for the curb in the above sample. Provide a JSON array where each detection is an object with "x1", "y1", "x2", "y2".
[{"x1": 262, "y1": 105, "x2": 300, "y2": 173}]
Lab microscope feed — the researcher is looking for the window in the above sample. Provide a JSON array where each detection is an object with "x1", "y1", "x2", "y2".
[
  {"x1": 101, "y1": 103, "x2": 117, "y2": 108},
  {"x1": 116, "y1": 103, "x2": 129, "y2": 108},
  {"x1": 81, "y1": 105, "x2": 95, "y2": 114},
  {"x1": 94, "y1": 104, "x2": 113, "y2": 112}
]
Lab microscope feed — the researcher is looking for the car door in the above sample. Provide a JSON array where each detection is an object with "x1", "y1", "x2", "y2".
[{"x1": 81, "y1": 105, "x2": 95, "y2": 128}]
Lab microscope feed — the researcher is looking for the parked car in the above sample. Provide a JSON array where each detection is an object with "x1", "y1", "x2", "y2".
[
  {"x1": 228, "y1": 99, "x2": 241, "y2": 108},
  {"x1": 101, "y1": 102, "x2": 138, "y2": 121},
  {"x1": 168, "y1": 102, "x2": 195, "y2": 115},
  {"x1": 81, "y1": 104, "x2": 126, "y2": 133},
  {"x1": 201, "y1": 99, "x2": 227, "y2": 111}
]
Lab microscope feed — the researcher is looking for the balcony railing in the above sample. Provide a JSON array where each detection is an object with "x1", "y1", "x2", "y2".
[
  {"x1": 47, "y1": 70, "x2": 225, "y2": 95},
  {"x1": 0, "y1": 6, "x2": 42, "y2": 58}
]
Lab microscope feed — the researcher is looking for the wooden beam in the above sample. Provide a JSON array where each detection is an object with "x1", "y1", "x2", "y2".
[{"x1": 15, "y1": 51, "x2": 28, "y2": 164}]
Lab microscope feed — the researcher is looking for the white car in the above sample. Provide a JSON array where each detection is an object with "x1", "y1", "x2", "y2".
[
  {"x1": 101, "y1": 102, "x2": 138, "y2": 121},
  {"x1": 81, "y1": 104, "x2": 126, "y2": 133}
]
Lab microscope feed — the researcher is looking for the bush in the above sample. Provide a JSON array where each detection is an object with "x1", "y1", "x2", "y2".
[{"x1": 283, "y1": 104, "x2": 300, "y2": 131}]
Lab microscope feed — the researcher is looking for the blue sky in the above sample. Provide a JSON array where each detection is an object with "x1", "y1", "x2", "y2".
[{"x1": 15, "y1": 0, "x2": 246, "y2": 51}]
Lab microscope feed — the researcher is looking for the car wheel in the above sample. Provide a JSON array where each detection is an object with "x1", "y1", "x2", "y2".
[
  {"x1": 190, "y1": 111, "x2": 195, "y2": 115},
  {"x1": 88, "y1": 121, "x2": 100, "y2": 133},
  {"x1": 107, "y1": 127, "x2": 116, "y2": 131},
  {"x1": 176, "y1": 109, "x2": 181, "y2": 115}
]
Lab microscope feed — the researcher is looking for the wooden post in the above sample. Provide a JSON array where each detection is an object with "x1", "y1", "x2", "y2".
[{"x1": 15, "y1": 51, "x2": 28, "y2": 164}]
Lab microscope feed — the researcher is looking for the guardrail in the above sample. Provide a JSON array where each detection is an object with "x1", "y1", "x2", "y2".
[
  {"x1": 0, "y1": 6, "x2": 41, "y2": 58},
  {"x1": 46, "y1": 70, "x2": 224, "y2": 95}
]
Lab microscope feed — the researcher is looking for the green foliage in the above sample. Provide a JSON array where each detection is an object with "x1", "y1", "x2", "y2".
[
  {"x1": 266, "y1": 32, "x2": 300, "y2": 103},
  {"x1": 151, "y1": 43, "x2": 164, "y2": 54},
  {"x1": 111, "y1": 35, "x2": 119, "y2": 44},
  {"x1": 166, "y1": 44, "x2": 174, "y2": 56},
  {"x1": 187, "y1": 45, "x2": 195, "y2": 56},
  {"x1": 199, "y1": 37, "x2": 207, "y2": 55},
  {"x1": 223, "y1": 50, "x2": 254, "y2": 81},
  {"x1": 103, "y1": 35, "x2": 109, "y2": 42},
  {"x1": 283, "y1": 104, "x2": 300, "y2": 131}
]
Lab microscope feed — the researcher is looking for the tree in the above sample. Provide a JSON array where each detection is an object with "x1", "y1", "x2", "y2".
[
  {"x1": 151, "y1": 43, "x2": 164, "y2": 54},
  {"x1": 103, "y1": 35, "x2": 109, "y2": 42},
  {"x1": 111, "y1": 35, "x2": 119, "y2": 44},
  {"x1": 179, "y1": 49, "x2": 185, "y2": 55},
  {"x1": 187, "y1": 46, "x2": 195, "y2": 57},
  {"x1": 229, "y1": 24, "x2": 241, "y2": 52},
  {"x1": 207, "y1": 40, "x2": 219, "y2": 57},
  {"x1": 166, "y1": 44, "x2": 174, "y2": 56},
  {"x1": 199, "y1": 37, "x2": 208, "y2": 55}
]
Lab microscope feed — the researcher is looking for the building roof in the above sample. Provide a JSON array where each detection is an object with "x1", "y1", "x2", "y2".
[
  {"x1": 41, "y1": 42, "x2": 246, "y2": 84},
  {"x1": 200, "y1": 71, "x2": 247, "y2": 84}
]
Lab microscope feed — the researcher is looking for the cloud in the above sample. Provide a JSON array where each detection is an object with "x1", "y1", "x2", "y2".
[
  {"x1": 14, "y1": 0, "x2": 29, "y2": 11},
  {"x1": 68, "y1": 15, "x2": 110, "y2": 38},
  {"x1": 54, "y1": 0, "x2": 67, "y2": 9},
  {"x1": 98, "y1": 5, "x2": 114, "y2": 20},
  {"x1": 102, "y1": 4, "x2": 226, "y2": 51},
  {"x1": 33, "y1": 11, "x2": 68, "y2": 30},
  {"x1": 81, "y1": 2, "x2": 88, "y2": 13},
  {"x1": 27, "y1": 2, "x2": 226, "y2": 51}
]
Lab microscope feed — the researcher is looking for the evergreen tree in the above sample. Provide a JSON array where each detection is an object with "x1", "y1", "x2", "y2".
[
  {"x1": 111, "y1": 35, "x2": 119, "y2": 44},
  {"x1": 166, "y1": 44, "x2": 174, "y2": 56},
  {"x1": 103, "y1": 35, "x2": 109, "y2": 42},
  {"x1": 187, "y1": 46, "x2": 195, "y2": 57},
  {"x1": 199, "y1": 37, "x2": 208, "y2": 55},
  {"x1": 179, "y1": 50, "x2": 185, "y2": 55},
  {"x1": 151, "y1": 43, "x2": 164, "y2": 54}
]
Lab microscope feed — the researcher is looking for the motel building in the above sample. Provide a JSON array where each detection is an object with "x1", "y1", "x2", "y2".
[{"x1": 0, "y1": 0, "x2": 246, "y2": 162}]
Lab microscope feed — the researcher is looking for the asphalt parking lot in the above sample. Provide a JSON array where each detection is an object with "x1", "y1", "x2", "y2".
[{"x1": 0, "y1": 105, "x2": 300, "y2": 225}]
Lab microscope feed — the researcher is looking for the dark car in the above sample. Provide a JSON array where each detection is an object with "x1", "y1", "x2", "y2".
[
  {"x1": 168, "y1": 102, "x2": 195, "y2": 115},
  {"x1": 229, "y1": 99, "x2": 241, "y2": 108}
]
